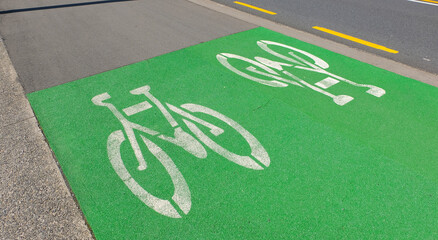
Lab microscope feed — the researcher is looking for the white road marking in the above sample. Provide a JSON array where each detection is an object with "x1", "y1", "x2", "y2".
[
  {"x1": 181, "y1": 103, "x2": 271, "y2": 169},
  {"x1": 94, "y1": 86, "x2": 271, "y2": 218},
  {"x1": 123, "y1": 101, "x2": 153, "y2": 116},
  {"x1": 217, "y1": 53, "x2": 288, "y2": 87},
  {"x1": 315, "y1": 77, "x2": 340, "y2": 89},
  {"x1": 217, "y1": 40, "x2": 386, "y2": 105},
  {"x1": 107, "y1": 130, "x2": 191, "y2": 218}
]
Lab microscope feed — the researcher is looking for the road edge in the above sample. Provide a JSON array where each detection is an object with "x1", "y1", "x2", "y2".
[
  {"x1": 0, "y1": 37, "x2": 94, "y2": 239},
  {"x1": 188, "y1": 0, "x2": 438, "y2": 87}
]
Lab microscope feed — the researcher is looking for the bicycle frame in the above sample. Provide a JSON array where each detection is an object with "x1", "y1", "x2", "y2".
[{"x1": 92, "y1": 85, "x2": 225, "y2": 171}]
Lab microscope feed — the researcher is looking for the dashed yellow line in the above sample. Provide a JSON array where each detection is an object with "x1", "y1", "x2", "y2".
[
  {"x1": 313, "y1": 26, "x2": 399, "y2": 54},
  {"x1": 233, "y1": 1, "x2": 277, "y2": 15}
]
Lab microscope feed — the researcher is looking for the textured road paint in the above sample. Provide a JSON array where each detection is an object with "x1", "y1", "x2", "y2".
[{"x1": 28, "y1": 27, "x2": 438, "y2": 239}]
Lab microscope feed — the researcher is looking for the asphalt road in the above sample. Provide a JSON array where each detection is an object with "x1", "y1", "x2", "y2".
[
  {"x1": 211, "y1": 0, "x2": 438, "y2": 75},
  {"x1": 0, "y1": 0, "x2": 255, "y2": 93}
]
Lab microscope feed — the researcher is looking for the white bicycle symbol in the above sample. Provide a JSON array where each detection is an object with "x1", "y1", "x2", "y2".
[
  {"x1": 217, "y1": 40, "x2": 386, "y2": 106},
  {"x1": 92, "y1": 85, "x2": 270, "y2": 218}
]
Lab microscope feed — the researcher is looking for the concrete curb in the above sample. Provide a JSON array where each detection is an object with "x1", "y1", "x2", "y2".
[
  {"x1": 0, "y1": 38, "x2": 93, "y2": 239},
  {"x1": 188, "y1": 0, "x2": 438, "y2": 87}
]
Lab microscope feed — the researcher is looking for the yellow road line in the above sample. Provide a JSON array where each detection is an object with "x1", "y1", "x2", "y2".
[
  {"x1": 408, "y1": 0, "x2": 438, "y2": 6},
  {"x1": 313, "y1": 26, "x2": 399, "y2": 54},
  {"x1": 418, "y1": 0, "x2": 438, "y2": 4},
  {"x1": 233, "y1": 1, "x2": 277, "y2": 15}
]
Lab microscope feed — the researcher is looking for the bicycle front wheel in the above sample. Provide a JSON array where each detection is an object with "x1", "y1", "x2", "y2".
[{"x1": 107, "y1": 130, "x2": 191, "y2": 218}]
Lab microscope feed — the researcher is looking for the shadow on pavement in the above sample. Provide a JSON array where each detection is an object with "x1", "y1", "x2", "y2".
[{"x1": 0, "y1": 0, "x2": 134, "y2": 14}]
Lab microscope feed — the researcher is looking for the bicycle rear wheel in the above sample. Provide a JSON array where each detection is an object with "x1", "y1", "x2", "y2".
[
  {"x1": 257, "y1": 40, "x2": 330, "y2": 70},
  {"x1": 217, "y1": 53, "x2": 290, "y2": 88},
  {"x1": 180, "y1": 104, "x2": 270, "y2": 170}
]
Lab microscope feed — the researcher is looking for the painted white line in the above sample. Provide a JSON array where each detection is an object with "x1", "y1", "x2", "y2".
[
  {"x1": 408, "y1": 0, "x2": 438, "y2": 7},
  {"x1": 123, "y1": 101, "x2": 152, "y2": 116},
  {"x1": 315, "y1": 77, "x2": 340, "y2": 89}
]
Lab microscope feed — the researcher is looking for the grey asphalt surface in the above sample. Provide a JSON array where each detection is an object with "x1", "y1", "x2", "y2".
[
  {"x1": 211, "y1": 0, "x2": 438, "y2": 75},
  {"x1": 0, "y1": 0, "x2": 255, "y2": 93}
]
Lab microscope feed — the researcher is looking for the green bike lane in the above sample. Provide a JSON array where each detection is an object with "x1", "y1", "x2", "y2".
[{"x1": 27, "y1": 27, "x2": 438, "y2": 239}]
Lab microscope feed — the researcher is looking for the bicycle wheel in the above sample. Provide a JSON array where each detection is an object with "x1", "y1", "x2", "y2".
[
  {"x1": 179, "y1": 104, "x2": 270, "y2": 170},
  {"x1": 107, "y1": 130, "x2": 191, "y2": 218},
  {"x1": 217, "y1": 53, "x2": 291, "y2": 88},
  {"x1": 257, "y1": 40, "x2": 330, "y2": 70}
]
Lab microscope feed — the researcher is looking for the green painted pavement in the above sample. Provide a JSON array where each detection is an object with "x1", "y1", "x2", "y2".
[{"x1": 27, "y1": 27, "x2": 438, "y2": 239}]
